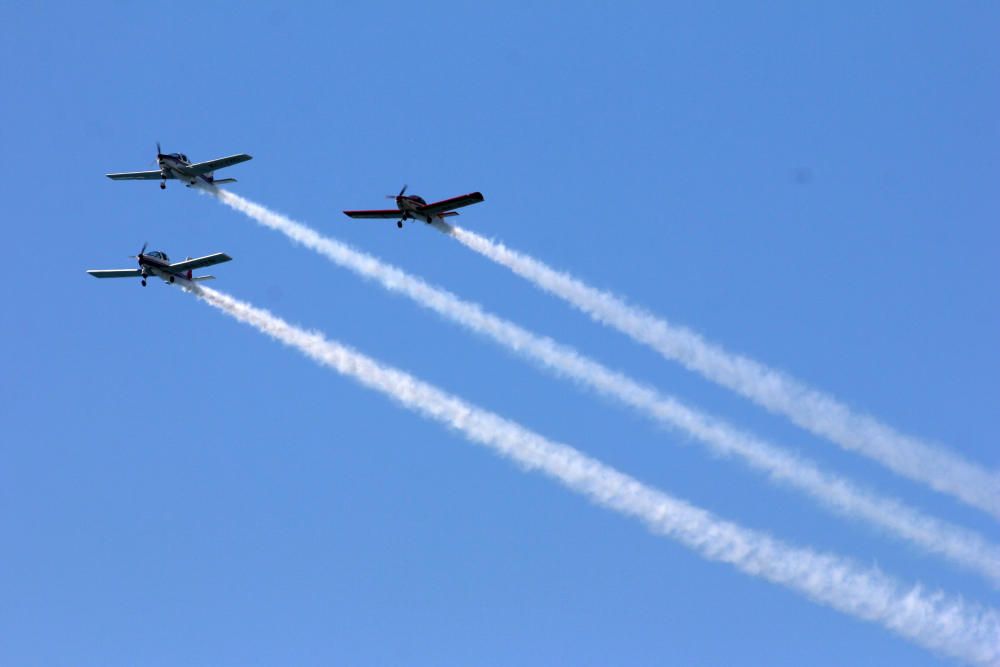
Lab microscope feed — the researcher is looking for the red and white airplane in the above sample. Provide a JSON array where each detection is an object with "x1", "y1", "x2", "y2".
[{"x1": 343, "y1": 185, "x2": 484, "y2": 228}]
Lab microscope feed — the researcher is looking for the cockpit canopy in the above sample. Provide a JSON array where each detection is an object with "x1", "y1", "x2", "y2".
[
  {"x1": 167, "y1": 153, "x2": 189, "y2": 163},
  {"x1": 146, "y1": 250, "x2": 169, "y2": 261},
  {"x1": 409, "y1": 195, "x2": 427, "y2": 205}
]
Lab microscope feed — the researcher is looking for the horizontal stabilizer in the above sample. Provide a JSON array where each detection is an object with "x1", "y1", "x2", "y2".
[
  {"x1": 212, "y1": 178, "x2": 237, "y2": 185},
  {"x1": 193, "y1": 275, "x2": 216, "y2": 282}
]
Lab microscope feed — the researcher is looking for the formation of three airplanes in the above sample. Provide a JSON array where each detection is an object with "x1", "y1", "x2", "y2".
[{"x1": 88, "y1": 145, "x2": 485, "y2": 287}]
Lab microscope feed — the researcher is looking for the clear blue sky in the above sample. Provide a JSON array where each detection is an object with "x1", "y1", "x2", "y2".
[{"x1": 2, "y1": 2, "x2": 998, "y2": 665}]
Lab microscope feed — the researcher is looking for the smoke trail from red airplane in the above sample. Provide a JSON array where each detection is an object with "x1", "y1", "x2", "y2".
[{"x1": 437, "y1": 222, "x2": 1000, "y2": 521}]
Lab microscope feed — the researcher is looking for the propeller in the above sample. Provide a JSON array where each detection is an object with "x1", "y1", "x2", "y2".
[
  {"x1": 386, "y1": 184, "x2": 408, "y2": 200},
  {"x1": 129, "y1": 242, "x2": 148, "y2": 261},
  {"x1": 149, "y1": 142, "x2": 165, "y2": 167}
]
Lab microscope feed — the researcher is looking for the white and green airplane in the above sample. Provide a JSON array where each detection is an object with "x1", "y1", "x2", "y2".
[{"x1": 106, "y1": 143, "x2": 252, "y2": 190}]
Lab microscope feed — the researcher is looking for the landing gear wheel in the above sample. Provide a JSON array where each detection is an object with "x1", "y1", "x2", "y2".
[
  {"x1": 141, "y1": 279, "x2": 147, "y2": 287},
  {"x1": 160, "y1": 181, "x2": 166, "y2": 190},
  {"x1": 397, "y1": 220, "x2": 403, "y2": 229},
  {"x1": 169, "y1": 276, "x2": 175, "y2": 283}
]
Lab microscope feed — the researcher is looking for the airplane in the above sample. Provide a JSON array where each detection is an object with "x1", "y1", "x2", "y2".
[
  {"x1": 87, "y1": 243, "x2": 232, "y2": 288},
  {"x1": 106, "y1": 143, "x2": 252, "y2": 190},
  {"x1": 343, "y1": 186, "x2": 484, "y2": 228}
]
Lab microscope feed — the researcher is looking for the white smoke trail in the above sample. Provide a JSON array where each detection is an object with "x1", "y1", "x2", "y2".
[
  {"x1": 192, "y1": 285, "x2": 999, "y2": 665},
  {"x1": 208, "y1": 189, "x2": 1000, "y2": 587},
  {"x1": 437, "y1": 222, "x2": 1000, "y2": 520}
]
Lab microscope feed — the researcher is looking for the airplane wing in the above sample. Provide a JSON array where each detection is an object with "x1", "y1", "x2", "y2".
[
  {"x1": 418, "y1": 192, "x2": 485, "y2": 216},
  {"x1": 343, "y1": 209, "x2": 405, "y2": 219},
  {"x1": 169, "y1": 253, "x2": 233, "y2": 272},
  {"x1": 106, "y1": 170, "x2": 173, "y2": 181},
  {"x1": 87, "y1": 269, "x2": 143, "y2": 278},
  {"x1": 185, "y1": 154, "x2": 253, "y2": 176}
]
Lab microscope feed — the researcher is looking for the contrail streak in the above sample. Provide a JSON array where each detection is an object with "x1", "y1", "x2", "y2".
[
  {"x1": 436, "y1": 222, "x2": 1000, "y2": 520},
  {"x1": 192, "y1": 285, "x2": 999, "y2": 666},
  {"x1": 209, "y1": 190, "x2": 1000, "y2": 587}
]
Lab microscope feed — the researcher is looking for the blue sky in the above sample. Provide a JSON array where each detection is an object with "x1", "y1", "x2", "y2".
[{"x1": 2, "y1": 2, "x2": 998, "y2": 664}]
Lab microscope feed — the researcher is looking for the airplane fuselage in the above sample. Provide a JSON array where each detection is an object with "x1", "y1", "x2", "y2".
[
  {"x1": 157, "y1": 155, "x2": 217, "y2": 187},
  {"x1": 396, "y1": 194, "x2": 434, "y2": 223},
  {"x1": 137, "y1": 253, "x2": 194, "y2": 285}
]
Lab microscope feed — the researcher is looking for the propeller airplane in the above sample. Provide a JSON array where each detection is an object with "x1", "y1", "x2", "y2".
[
  {"x1": 343, "y1": 186, "x2": 484, "y2": 228},
  {"x1": 87, "y1": 243, "x2": 232, "y2": 288},
  {"x1": 106, "y1": 143, "x2": 252, "y2": 190}
]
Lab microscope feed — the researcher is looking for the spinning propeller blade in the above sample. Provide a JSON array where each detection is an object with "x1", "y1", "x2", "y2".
[{"x1": 150, "y1": 143, "x2": 164, "y2": 167}]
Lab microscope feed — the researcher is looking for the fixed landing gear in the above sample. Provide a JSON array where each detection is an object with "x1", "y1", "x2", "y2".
[
  {"x1": 169, "y1": 276, "x2": 175, "y2": 283},
  {"x1": 141, "y1": 279, "x2": 147, "y2": 287},
  {"x1": 160, "y1": 181, "x2": 166, "y2": 190},
  {"x1": 397, "y1": 220, "x2": 403, "y2": 229}
]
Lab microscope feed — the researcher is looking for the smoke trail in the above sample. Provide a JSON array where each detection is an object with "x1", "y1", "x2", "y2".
[
  {"x1": 208, "y1": 189, "x2": 1000, "y2": 587},
  {"x1": 191, "y1": 285, "x2": 999, "y2": 665},
  {"x1": 437, "y1": 222, "x2": 1000, "y2": 520}
]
